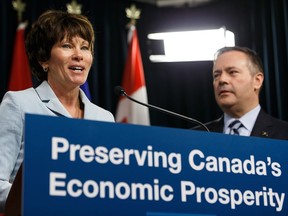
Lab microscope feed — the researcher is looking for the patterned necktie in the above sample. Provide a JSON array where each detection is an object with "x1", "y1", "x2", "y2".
[{"x1": 228, "y1": 120, "x2": 243, "y2": 135}]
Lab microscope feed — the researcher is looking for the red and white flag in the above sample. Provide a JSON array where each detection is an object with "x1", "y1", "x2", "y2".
[
  {"x1": 115, "y1": 26, "x2": 150, "y2": 125},
  {"x1": 8, "y1": 22, "x2": 32, "y2": 91}
]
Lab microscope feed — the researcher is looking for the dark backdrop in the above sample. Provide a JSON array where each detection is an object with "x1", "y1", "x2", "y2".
[{"x1": 1, "y1": 0, "x2": 287, "y2": 129}]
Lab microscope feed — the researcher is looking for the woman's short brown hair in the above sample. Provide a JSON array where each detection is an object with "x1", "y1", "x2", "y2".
[{"x1": 25, "y1": 10, "x2": 95, "y2": 81}]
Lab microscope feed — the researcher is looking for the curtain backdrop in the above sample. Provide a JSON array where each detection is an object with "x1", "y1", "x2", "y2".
[{"x1": 1, "y1": 0, "x2": 287, "y2": 129}]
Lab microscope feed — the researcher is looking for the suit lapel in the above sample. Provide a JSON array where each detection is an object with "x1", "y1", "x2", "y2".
[
  {"x1": 208, "y1": 110, "x2": 275, "y2": 139},
  {"x1": 212, "y1": 117, "x2": 224, "y2": 132},
  {"x1": 205, "y1": 116, "x2": 224, "y2": 133},
  {"x1": 250, "y1": 109, "x2": 271, "y2": 138},
  {"x1": 35, "y1": 81, "x2": 71, "y2": 117},
  {"x1": 79, "y1": 89, "x2": 96, "y2": 119}
]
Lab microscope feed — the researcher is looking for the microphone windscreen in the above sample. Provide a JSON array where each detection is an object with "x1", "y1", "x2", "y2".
[{"x1": 114, "y1": 86, "x2": 125, "y2": 96}]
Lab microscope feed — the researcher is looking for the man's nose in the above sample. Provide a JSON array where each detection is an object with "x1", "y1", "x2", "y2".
[{"x1": 218, "y1": 73, "x2": 229, "y2": 84}]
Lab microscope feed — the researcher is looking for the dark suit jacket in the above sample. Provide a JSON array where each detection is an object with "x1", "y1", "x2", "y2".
[{"x1": 196, "y1": 109, "x2": 288, "y2": 140}]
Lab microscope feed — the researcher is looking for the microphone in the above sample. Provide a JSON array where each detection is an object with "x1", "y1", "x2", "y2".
[{"x1": 114, "y1": 86, "x2": 210, "y2": 132}]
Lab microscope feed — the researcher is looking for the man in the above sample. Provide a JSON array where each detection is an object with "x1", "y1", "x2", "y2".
[{"x1": 202, "y1": 46, "x2": 288, "y2": 140}]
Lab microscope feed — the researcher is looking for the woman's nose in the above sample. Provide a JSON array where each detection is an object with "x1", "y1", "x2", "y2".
[{"x1": 72, "y1": 49, "x2": 83, "y2": 61}]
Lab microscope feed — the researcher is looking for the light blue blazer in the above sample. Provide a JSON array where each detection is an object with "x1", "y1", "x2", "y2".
[{"x1": 0, "y1": 81, "x2": 114, "y2": 211}]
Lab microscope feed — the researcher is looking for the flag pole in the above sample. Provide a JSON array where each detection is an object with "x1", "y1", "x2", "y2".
[
  {"x1": 125, "y1": 4, "x2": 141, "y2": 28},
  {"x1": 8, "y1": 0, "x2": 33, "y2": 91},
  {"x1": 12, "y1": 0, "x2": 26, "y2": 24},
  {"x1": 125, "y1": 4, "x2": 141, "y2": 45},
  {"x1": 66, "y1": 0, "x2": 82, "y2": 15},
  {"x1": 115, "y1": 4, "x2": 150, "y2": 125}
]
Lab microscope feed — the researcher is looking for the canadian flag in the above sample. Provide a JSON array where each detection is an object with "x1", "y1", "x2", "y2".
[
  {"x1": 8, "y1": 22, "x2": 32, "y2": 91},
  {"x1": 115, "y1": 26, "x2": 150, "y2": 125}
]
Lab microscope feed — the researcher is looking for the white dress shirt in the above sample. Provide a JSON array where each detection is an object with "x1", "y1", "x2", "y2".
[{"x1": 223, "y1": 105, "x2": 261, "y2": 136}]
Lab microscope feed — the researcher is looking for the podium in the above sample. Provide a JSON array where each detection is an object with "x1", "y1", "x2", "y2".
[{"x1": 7, "y1": 114, "x2": 288, "y2": 215}]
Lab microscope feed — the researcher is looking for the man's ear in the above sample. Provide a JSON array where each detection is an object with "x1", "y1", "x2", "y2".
[{"x1": 254, "y1": 72, "x2": 264, "y2": 91}]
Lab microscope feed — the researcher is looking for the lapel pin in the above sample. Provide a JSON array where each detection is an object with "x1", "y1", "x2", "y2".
[{"x1": 261, "y1": 131, "x2": 268, "y2": 137}]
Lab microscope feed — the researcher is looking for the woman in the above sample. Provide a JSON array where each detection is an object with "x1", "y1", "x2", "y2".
[{"x1": 0, "y1": 10, "x2": 114, "y2": 211}]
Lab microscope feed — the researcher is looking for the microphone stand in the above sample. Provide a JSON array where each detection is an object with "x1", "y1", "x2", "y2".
[{"x1": 115, "y1": 86, "x2": 210, "y2": 132}]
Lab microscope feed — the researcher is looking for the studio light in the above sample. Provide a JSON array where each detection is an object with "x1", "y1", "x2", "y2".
[{"x1": 148, "y1": 27, "x2": 235, "y2": 62}]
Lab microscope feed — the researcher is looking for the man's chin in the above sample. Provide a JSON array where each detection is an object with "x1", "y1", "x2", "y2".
[{"x1": 217, "y1": 99, "x2": 235, "y2": 109}]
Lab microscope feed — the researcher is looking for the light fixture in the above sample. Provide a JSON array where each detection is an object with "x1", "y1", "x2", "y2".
[{"x1": 147, "y1": 27, "x2": 235, "y2": 62}]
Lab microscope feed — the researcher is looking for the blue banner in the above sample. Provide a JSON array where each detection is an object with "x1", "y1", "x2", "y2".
[{"x1": 23, "y1": 114, "x2": 288, "y2": 215}]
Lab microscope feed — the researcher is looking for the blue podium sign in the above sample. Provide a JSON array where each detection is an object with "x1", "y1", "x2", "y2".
[{"x1": 23, "y1": 114, "x2": 288, "y2": 216}]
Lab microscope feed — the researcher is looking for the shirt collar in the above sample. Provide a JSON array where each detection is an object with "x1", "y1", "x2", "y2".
[{"x1": 224, "y1": 105, "x2": 261, "y2": 134}]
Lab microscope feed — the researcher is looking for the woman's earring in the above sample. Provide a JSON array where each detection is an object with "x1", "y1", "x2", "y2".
[{"x1": 43, "y1": 67, "x2": 48, "y2": 72}]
